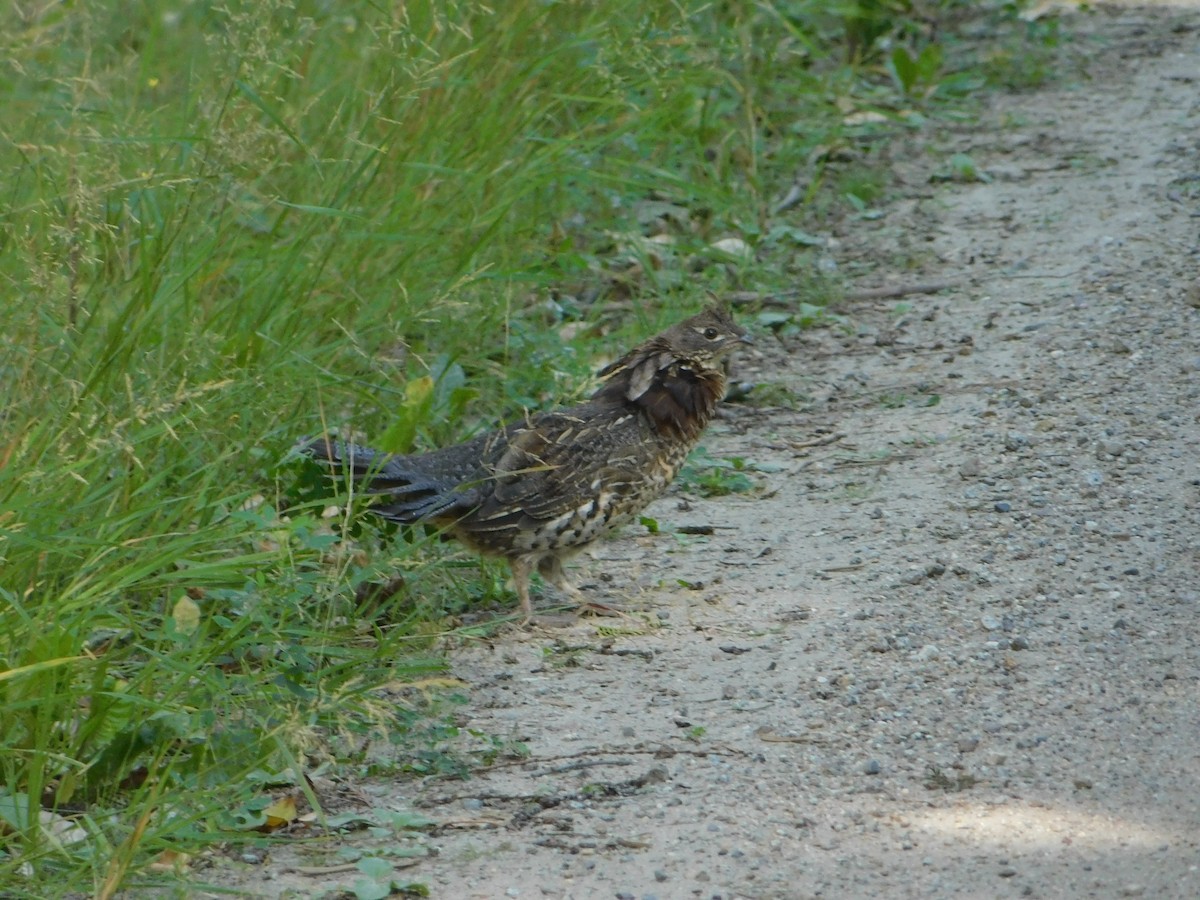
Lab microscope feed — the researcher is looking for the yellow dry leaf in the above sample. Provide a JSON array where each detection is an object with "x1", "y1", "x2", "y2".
[
  {"x1": 843, "y1": 110, "x2": 889, "y2": 126},
  {"x1": 147, "y1": 849, "x2": 190, "y2": 873},
  {"x1": 405, "y1": 374, "x2": 434, "y2": 405},
  {"x1": 263, "y1": 796, "x2": 298, "y2": 829},
  {"x1": 172, "y1": 595, "x2": 201, "y2": 635}
]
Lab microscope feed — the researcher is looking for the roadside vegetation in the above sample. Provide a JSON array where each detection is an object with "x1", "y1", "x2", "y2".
[{"x1": 0, "y1": 1, "x2": 1070, "y2": 894}]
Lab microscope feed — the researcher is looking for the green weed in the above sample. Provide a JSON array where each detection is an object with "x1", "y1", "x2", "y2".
[{"x1": 679, "y1": 447, "x2": 776, "y2": 497}]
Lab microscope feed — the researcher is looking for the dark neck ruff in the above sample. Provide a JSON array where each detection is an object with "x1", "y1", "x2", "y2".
[{"x1": 595, "y1": 353, "x2": 726, "y2": 443}]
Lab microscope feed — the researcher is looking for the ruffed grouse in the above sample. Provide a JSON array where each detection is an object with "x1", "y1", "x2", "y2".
[{"x1": 301, "y1": 306, "x2": 750, "y2": 622}]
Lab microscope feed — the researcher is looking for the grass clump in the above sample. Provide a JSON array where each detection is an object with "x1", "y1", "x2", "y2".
[{"x1": 0, "y1": 0, "x2": 1073, "y2": 892}]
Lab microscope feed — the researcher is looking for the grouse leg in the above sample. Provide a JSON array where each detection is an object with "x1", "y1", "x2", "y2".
[
  {"x1": 509, "y1": 556, "x2": 536, "y2": 626},
  {"x1": 538, "y1": 554, "x2": 625, "y2": 618}
]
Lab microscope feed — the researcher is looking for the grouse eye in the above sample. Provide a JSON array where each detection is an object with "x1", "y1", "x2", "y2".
[{"x1": 702, "y1": 327, "x2": 720, "y2": 340}]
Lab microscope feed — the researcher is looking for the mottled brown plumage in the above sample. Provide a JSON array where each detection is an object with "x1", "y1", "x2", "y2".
[{"x1": 301, "y1": 307, "x2": 750, "y2": 622}]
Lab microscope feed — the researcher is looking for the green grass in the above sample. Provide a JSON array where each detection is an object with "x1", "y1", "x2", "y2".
[{"x1": 0, "y1": 0, "x2": 1072, "y2": 893}]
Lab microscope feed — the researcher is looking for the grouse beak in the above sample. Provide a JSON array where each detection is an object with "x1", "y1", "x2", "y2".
[{"x1": 738, "y1": 332, "x2": 754, "y2": 346}]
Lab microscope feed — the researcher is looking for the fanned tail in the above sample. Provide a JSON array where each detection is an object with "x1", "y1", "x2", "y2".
[{"x1": 298, "y1": 436, "x2": 475, "y2": 524}]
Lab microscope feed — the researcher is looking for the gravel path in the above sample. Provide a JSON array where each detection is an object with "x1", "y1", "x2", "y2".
[{"x1": 230, "y1": 7, "x2": 1200, "y2": 898}]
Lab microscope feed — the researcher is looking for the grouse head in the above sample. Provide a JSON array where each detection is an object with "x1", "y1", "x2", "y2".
[{"x1": 593, "y1": 305, "x2": 751, "y2": 440}]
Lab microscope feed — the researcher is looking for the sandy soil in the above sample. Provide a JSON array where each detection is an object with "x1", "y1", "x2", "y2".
[{"x1": 221, "y1": 6, "x2": 1199, "y2": 899}]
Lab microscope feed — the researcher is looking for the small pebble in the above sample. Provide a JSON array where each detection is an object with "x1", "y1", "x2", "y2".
[
  {"x1": 1005, "y1": 433, "x2": 1029, "y2": 451},
  {"x1": 864, "y1": 759, "x2": 882, "y2": 775},
  {"x1": 462, "y1": 798, "x2": 483, "y2": 811},
  {"x1": 654, "y1": 869, "x2": 669, "y2": 882},
  {"x1": 994, "y1": 500, "x2": 1012, "y2": 513}
]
